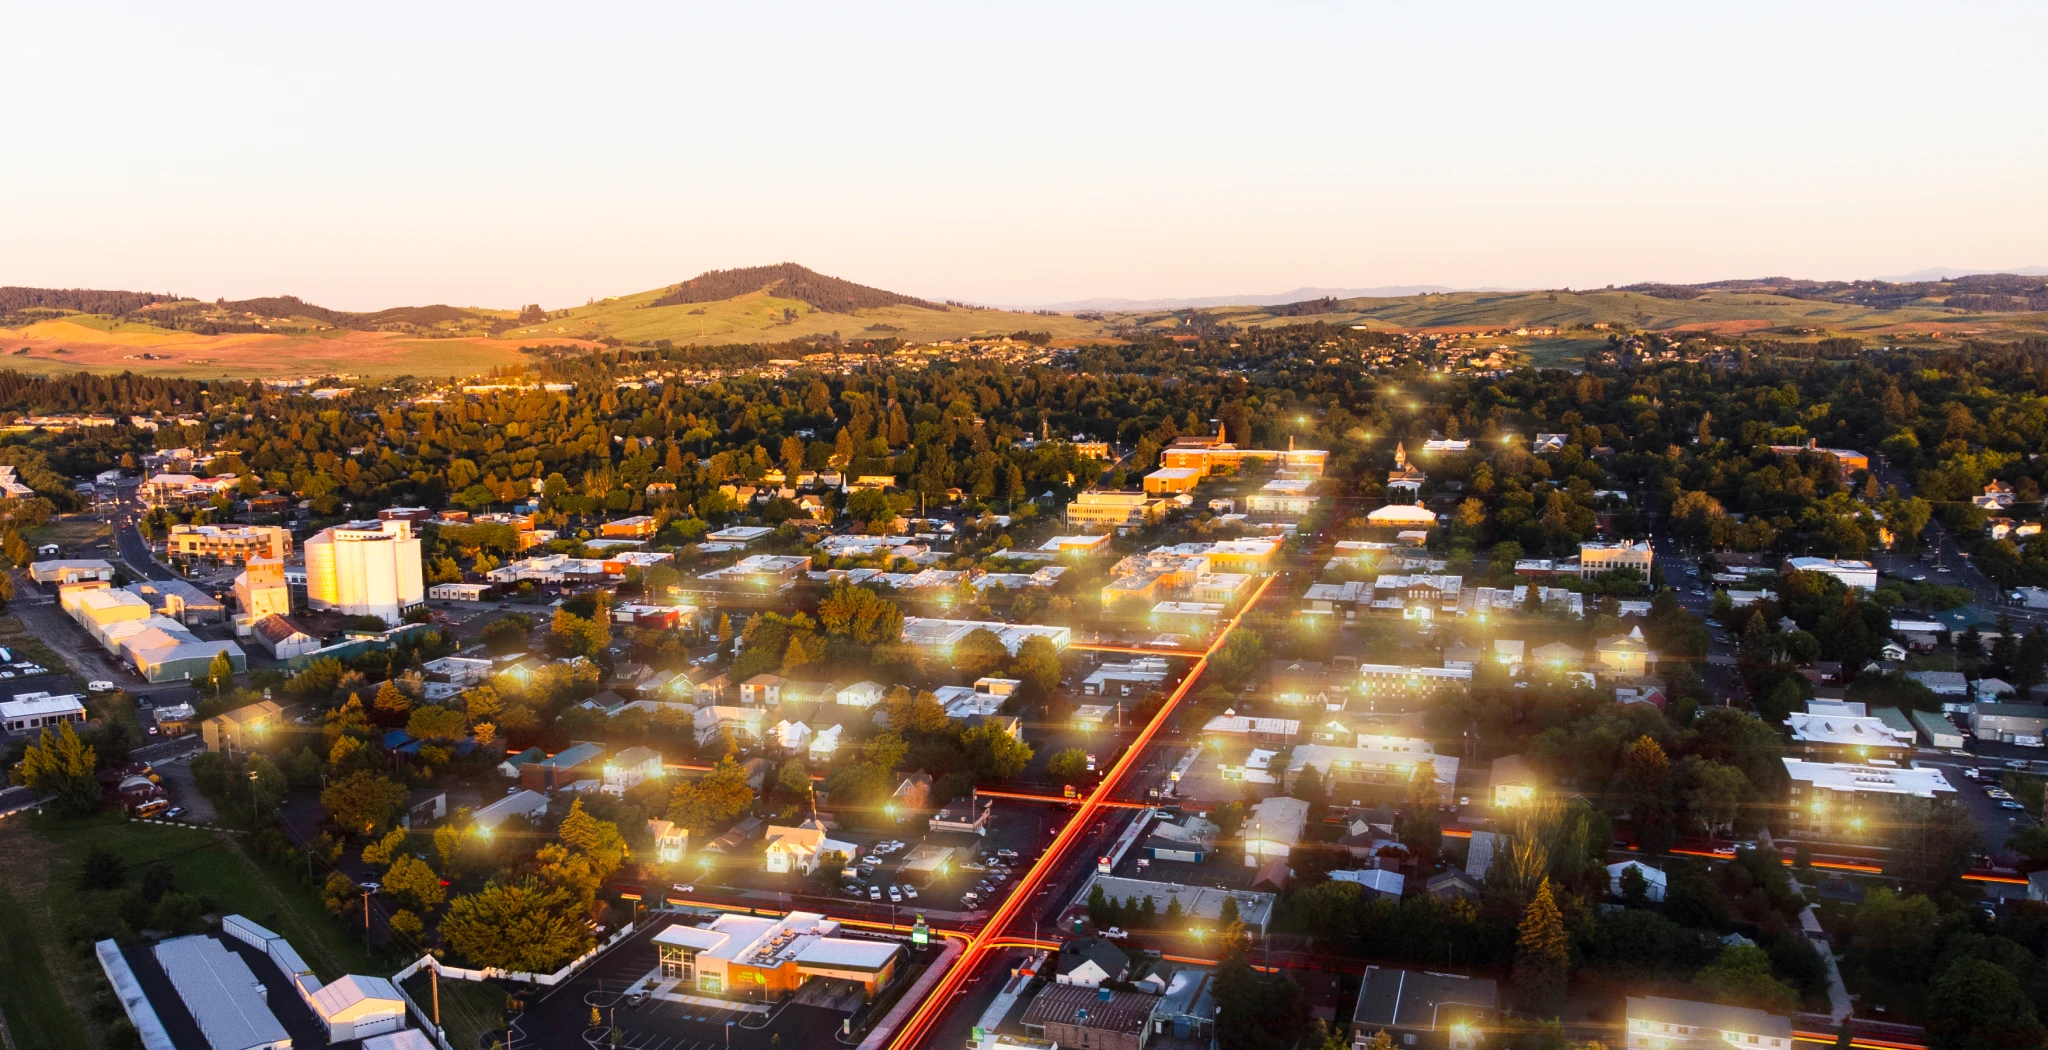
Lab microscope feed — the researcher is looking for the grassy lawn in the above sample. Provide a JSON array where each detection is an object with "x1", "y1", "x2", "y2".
[
  {"x1": 404, "y1": 970, "x2": 511, "y2": 1050},
  {"x1": 0, "y1": 833, "x2": 93, "y2": 1050},
  {"x1": 0, "y1": 812, "x2": 383, "y2": 1049},
  {"x1": 24, "y1": 517, "x2": 112, "y2": 549}
]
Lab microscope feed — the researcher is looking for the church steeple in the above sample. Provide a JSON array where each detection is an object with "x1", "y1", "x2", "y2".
[{"x1": 1394, "y1": 442, "x2": 1408, "y2": 469}]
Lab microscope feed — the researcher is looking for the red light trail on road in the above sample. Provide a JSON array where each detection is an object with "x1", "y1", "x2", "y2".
[{"x1": 884, "y1": 575, "x2": 1275, "y2": 1050}]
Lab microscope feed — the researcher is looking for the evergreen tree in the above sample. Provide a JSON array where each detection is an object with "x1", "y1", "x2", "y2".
[{"x1": 1514, "y1": 878, "x2": 1570, "y2": 1014}]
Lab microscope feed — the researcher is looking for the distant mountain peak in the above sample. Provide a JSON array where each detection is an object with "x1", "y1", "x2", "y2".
[{"x1": 650, "y1": 263, "x2": 938, "y2": 313}]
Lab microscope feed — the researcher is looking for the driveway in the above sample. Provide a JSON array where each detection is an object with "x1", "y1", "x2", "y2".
[{"x1": 151, "y1": 750, "x2": 220, "y2": 823}]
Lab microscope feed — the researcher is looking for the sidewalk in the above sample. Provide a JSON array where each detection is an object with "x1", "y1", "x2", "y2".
[{"x1": 1800, "y1": 904, "x2": 1852, "y2": 1022}]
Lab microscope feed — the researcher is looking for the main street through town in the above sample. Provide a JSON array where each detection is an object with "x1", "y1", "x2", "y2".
[{"x1": 881, "y1": 574, "x2": 1277, "y2": 1050}]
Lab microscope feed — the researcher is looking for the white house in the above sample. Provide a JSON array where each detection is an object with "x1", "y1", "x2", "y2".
[
  {"x1": 648, "y1": 819, "x2": 688, "y2": 862},
  {"x1": 1330, "y1": 868, "x2": 1405, "y2": 901},
  {"x1": 1608, "y1": 860, "x2": 1668, "y2": 902},
  {"x1": 601, "y1": 746, "x2": 663, "y2": 796},
  {"x1": 1243, "y1": 796, "x2": 1311, "y2": 866},
  {"x1": 771, "y1": 720, "x2": 814, "y2": 753},
  {"x1": 836, "y1": 680, "x2": 885, "y2": 708},
  {"x1": 807, "y1": 724, "x2": 844, "y2": 759},
  {"x1": 763, "y1": 820, "x2": 858, "y2": 875}
]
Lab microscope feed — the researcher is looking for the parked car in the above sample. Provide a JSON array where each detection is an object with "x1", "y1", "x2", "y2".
[
  {"x1": 869, "y1": 886, "x2": 882, "y2": 900},
  {"x1": 903, "y1": 885, "x2": 918, "y2": 900},
  {"x1": 1102, "y1": 927, "x2": 1129, "y2": 940},
  {"x1": 671, "y1": 883, "x2": 694, "y2": 894},
  {"x1": 628, "y1": 990, "x2": 650, "y2": 1008},
  {"x1": 2002, "y1": 800, "x2": 2026, "y2": 811},
  {"x1": 888, "y1": 886, "x2": 903, "y2": 903},
  {"x1": 163, "y1": 807, "x2": 184, "y2": 819}
]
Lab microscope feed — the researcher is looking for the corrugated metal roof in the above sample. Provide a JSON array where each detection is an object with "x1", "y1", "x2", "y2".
[{"x1": 152, "y1": 935, "x2": 291, "y2": 1050}]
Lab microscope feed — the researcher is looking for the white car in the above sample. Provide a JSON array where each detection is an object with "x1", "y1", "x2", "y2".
[
  {"x1": 1102, "y1": 927, "x2": 1129, "y2": 940},
  {"x1": 889, "y1": 886, "x2": 903, "y2": 903},
  {"x1": 903, "y1": 886, "x2": 918, "y2": 900}
]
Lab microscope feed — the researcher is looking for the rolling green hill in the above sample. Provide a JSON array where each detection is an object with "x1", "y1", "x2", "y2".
[
  {"x1": 1150, "y1": 275, "x2": 2048, "y2": 340},
  {"x1": 499, "y1": 265, "x2": 1108, "y2": 346}
]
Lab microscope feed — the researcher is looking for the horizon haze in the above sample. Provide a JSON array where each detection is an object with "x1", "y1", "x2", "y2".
[{"x1": 3, "y1": 2, "x2": 2045, "y2": 313}]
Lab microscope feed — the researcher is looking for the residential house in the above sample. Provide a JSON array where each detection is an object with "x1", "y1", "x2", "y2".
[
  {"x1": 1594, "y1": 627, "x2": 1654, "y2": 677},
  {"x1": 1054, "y1": 938, "x2": 1131, "y2": 988},
  {"x1": 1489, "y1": 755, "x2": 1539, "y2": 809},
  {"x1": 1244, "y1": 796, "x2": 1311, "y2": 866},
  {"x1": 740, "y1": 674, "x2": 787, "y2": 706},
  {"x1": 1608, "y1": 861, "x2": 1668, "y2": 902},
  {"x1": 601, "y1": 746, "x2": 663, "y2": 796},
  {"x1": 648, "y1": 819, "x2": 687, "y2": 862},
  {"x1": 763, "y1": 819, "x2": 857, "y2": 875}
]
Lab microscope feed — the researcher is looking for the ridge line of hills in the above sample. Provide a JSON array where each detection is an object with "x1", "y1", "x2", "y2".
[{"x1": 9, "y1": 264, "x2": 2048, "y2": 329}]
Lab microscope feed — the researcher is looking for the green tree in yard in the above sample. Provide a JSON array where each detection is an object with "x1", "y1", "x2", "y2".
[
  {"x1": 1513, "y1": 878, "x2": 1569, "y2": 1014},
  {"x1": 440, "y1": 878, "x2": 593, "y2": 972},
  {"x1": 1211, "y1": 629, "x2": 1265, "y2": 686},
  {"x1": 320, "y1": 770, "x2": 409, "y2": 835},
  {"x1": 1088, "y1": 883, "x2": 1109, "y2": 926},
  {"x1": 247, "y1": 754, "x2": 287, "y2": 810},
  {"x1": 360, "y1": 826, "x2": 410, "y2": 867},
  {"x1": 385, "y1": 854, "x2": 446, "y2": 912},
  {"x1": 1684, "y1": 759, "x2": 1750, "y2": 836},
  {"x1": 1695, "y1": 943, "x2": 1797, "y2": 1014},
  {"x1": 389, "y1": 909, "x2": 425, "y2": 944},
  {"x1": 1010, "y1": 634, "x2": 1062, "y2": 697},
  {"x1": 952, "y1": 628, "x2": 1012, "y2": 679},
  {"x1": 1397, "y1": 760, "x2": 1444, "y2": 863},
  {"x1": 406, "y1": 704, "x2": 468, "y2": 741},
  {"x1": 322, "y1": 871, "x2": 361, "y2": 916},
  {"x1": 17, "y1": 721, "x2": 100, "y2": 814},
  {"x1": 962, "y1": 722, "x2": 1034, "y2": 782},
  {"x1": 1926, "y1": 957, "x2": 2044, "y2": 1050},
  {"x1": 206, "y1": 648, "x2": 235, "y2": 694},
  {"x1": 1047, "y1": 748, "x2": 1090, "y2": 784}
]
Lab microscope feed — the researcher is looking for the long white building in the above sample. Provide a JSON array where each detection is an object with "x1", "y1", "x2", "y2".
[{"x1": 303, "y1": 519, "x2": 425, "y2": 624}]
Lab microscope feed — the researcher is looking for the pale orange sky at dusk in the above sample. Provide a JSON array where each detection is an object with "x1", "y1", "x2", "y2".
[{"x1": 4, "y1": 2, "x2": 2044, "y2": 310}]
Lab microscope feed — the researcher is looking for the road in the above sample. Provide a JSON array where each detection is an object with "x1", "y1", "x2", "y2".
[
  {"x1": 1650, "y1": 537, "x2": 1745, "y2": 705},
  {"x1": 884, "y1": 575, "x2": 1277, "y2": 1050},
  {"x1": 111, "y1": 484, "x2": 176, "y2": 581}
]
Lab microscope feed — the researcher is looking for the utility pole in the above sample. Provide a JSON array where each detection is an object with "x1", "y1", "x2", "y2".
[
  {"x1": 431, "y1": 964, "x2": 440, "y2": 1028},
  {"x1": 361, "y1": 889, "x2": 371, "y2": 949}
]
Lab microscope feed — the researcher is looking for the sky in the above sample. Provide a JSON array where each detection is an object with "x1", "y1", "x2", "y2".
[{"x1": 4, "y1": 1, "x2": 2046, "y2": 311}]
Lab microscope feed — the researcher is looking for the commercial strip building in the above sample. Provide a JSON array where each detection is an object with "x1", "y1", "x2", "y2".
[
  {"x1": 304, "y1": 518, "x2": 426, "y2": 624},
  {"x1": 1623, "y1": 996, "x2": 1791, "y2": 1050},
  {"x1": 1158, "y1": 424, "x2": 1329, "y2": 479},
  {"x1": 28, "y1": 558, "x2": 116, "y2": 585},
  {"x1": 166, "y1": 523, "x2": 292, "y2": 563},
  {"x1": 1066, "y1": 490, "x2": 1169, "y2": 530},
  {"x1": 1782, "y1": 556, "x2": 1878, "y2": 592},
  {"x1": 1021, "y1": 983, "x2": 1161, "y2": 1050},
  {"x1": 652, "y1": 912, "x2": 902, "y2": 999},
  {"x1": 1088, "y1": 876, "x2": 1275, "y2": 935},
  {"x1": 1, "y1": 691, "x2": 87, "y2": 733},
  {"x1": 1578, "y1": 540, "x2": 1653, "y2": 579},
  {"x1": 1351, "y1": 967, "x2": 1497, "y2": 1050},
  {"x1": 902, "y1": 617, "x2": 1071, "y2": 655}
]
